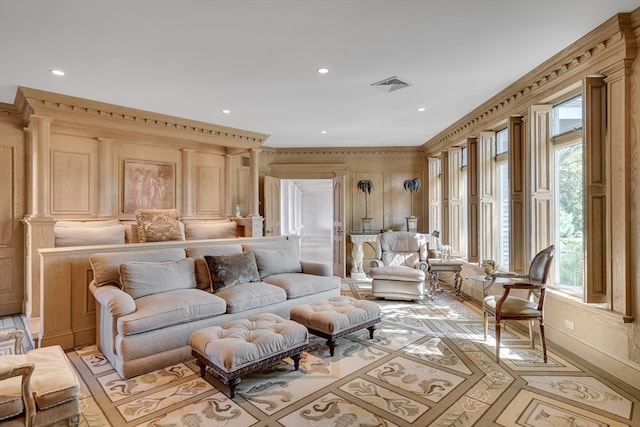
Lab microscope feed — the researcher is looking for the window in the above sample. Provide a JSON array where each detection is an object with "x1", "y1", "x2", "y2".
[
  {"x1": 552, "y1": 96, "x2": 583, "y2": 136},
  {"x1": 551, "y1": 95, "x2": 584, "y2": 294},
  {"x1": 495, "y1": 128, "x2": 510, "y2": 269}
]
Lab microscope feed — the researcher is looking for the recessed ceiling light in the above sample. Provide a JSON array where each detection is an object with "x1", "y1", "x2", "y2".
[
  {"x1": 221, "y1": 109, "x2": 231, "y2": 114},
  {"x1": 50, "y1": 69, "x2": 65, "y2": 76},
  {"x1": 317, "y1": 67, "x2": 329, "y2": 74},
  {"x1": 320, "y1": 130, "x2": 327, "y2": 134},
  {"x1": 417, "y1": 107, "x2": 426, "y2": 112}
]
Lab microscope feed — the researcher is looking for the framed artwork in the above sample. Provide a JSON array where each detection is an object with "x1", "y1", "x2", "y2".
[{"x1": 123, "y1": 159, "x2": 176, "y2": 213}]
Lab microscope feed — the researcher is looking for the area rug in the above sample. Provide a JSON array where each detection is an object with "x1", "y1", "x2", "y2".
[{"x1": 66, "y1": 290, "x2": 639, "y2": 426}]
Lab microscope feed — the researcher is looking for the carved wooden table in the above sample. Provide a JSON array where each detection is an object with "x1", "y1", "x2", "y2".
[{"x1": 427, "y1": 259, "x2": 463, "y2": 300}]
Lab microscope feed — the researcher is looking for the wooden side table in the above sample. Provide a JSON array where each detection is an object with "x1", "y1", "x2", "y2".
[{"x1": 427, "y1": 259, "x2": 463, "y2": 300}]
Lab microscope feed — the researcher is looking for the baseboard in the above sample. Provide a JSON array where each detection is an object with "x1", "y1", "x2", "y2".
[{"x1": 546, "y1": 323, "x2": 640, "y2": 390}]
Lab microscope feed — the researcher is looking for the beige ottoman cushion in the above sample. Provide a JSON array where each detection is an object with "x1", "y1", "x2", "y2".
[
  {"x1": 290, "y1": 296, "x2": 381, "y2": 356},
  {"x1": 190, "y1": 313, "x2": 308, "y2": 398}
]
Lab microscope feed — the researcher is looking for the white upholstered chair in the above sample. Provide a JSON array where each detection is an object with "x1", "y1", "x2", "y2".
[
  {"x1": 369, "y1": 232, "x2": 428, "y2": 301},
  {"x1": 0, "y1": 330, "x2": 81, "y2": 426}
]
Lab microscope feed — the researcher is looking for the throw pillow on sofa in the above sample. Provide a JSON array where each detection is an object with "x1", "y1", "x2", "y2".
[
  {"x1": 205, "y1": 251, "x2": 261, "y2": 292},
  {"x1": 119, "y1": 258, "x2": 197, "y2": 299}
]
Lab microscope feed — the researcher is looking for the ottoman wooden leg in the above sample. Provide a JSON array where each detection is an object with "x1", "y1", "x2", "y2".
[
  {"x1": 226, "y1": 377, "x2": 242, "y2": 399},
  {"x1": 326, "y1": 338, "x2": 337, "y2": 356},
  {"x1": 292, "y1": 352, "x2": 304, "y2": 370},
  {"x1": 367, "y1": 325, "x2": 376, "y2": 339}
]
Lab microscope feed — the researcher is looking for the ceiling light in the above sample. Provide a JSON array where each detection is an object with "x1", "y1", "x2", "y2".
[
  {"x1": 50, "y1": 69, "x2": 65, "y2": 76},
  {"x1": 317, "y1": 67, "x2": 329, "y2": 74},
  {"x1": 417, "y1": 107, "x2": 426, "y2": 112},
  {"x1": 320, "y1": 130, "x2": 327, "y2": 134},
  {"x1": 221, "y1": 109, "x2": 231, "y2": 114}
]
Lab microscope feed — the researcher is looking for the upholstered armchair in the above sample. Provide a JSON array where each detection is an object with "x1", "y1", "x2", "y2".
[
  {"x1": 0, "y1": 330, "x2": 81, "y2": 426},
  {"x1": 369, "y1": 231, "x2": 428, "y2": 301},
  {"x1": 483, "y1": 245, "x2": 555, "y2": 363}
]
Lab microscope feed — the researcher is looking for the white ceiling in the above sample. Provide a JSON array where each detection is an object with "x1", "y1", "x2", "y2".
[{"x1": 1, "y1": 1, "x2": 638, "y2": 148}]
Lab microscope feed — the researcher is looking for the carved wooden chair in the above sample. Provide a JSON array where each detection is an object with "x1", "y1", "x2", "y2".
[{"x1": 482, "y1": 245, "x2": 555, "y2": 363}]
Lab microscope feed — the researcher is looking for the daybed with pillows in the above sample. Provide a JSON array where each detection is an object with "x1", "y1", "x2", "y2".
[{"x1": 89, "y1": 237, "x2": 341, "y2": 379}]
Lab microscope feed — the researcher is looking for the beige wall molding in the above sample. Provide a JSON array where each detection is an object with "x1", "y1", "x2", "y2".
[
  {"x1": 14, "y1": 87, "x2": 269, "y2": 149},
  {"x1": 423, "y1": 12, "x2": 638, "y2": 155}
]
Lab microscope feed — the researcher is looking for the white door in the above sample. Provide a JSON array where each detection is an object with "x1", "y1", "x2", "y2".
[{"x1": 332, "y1": 175, "x2": 346, "y2": 278}]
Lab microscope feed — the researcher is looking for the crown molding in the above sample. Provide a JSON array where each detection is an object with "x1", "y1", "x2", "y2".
[
  {"x1": 265, "y1": 146, "x2": 425, "y2": 157},
  {"x1": 423, "y1": 12, "x2": 638, "y2": 155},
  {"x1": 15, "y1": 87, "x2": 270, "y2": 149}
]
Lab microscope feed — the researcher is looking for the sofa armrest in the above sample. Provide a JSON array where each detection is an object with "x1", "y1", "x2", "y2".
[
  {"x1": 301, "y1": 261, "x2": 332, "y2": 277},
  {"x1": 370, "y1": 259, "x2": 384, "y2": 268},
  {"x1": 90, "y1": 283, "x2": 136, "y2": 318}
]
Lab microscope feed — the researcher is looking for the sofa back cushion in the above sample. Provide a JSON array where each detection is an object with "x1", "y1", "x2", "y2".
[
  {"x1": 242, "y1": 239, "x2": 302, "y2": 279},
  {"x1": 90, "y1": 248, "x2": 186, "y2": 287},
  {"x1": 185, "y1": 244, "x2": 244, "y2": 290},
  {"x1": 185, "y1": 221, "x2": 237, "y2": 240},
  {"x1": 54, "y1": 220, "x2": 126, "y2": 247},
  {"x1": 204, "y1": 251, "x2": 261, "y2": 292},
  {"x1": 119, "y1": 258, "x2": 197, "y2": 299}
]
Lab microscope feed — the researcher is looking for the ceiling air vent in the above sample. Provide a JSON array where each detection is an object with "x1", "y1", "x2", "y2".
[{"x1": 370, "y1": 76, "x2": 410, "y2": 93}]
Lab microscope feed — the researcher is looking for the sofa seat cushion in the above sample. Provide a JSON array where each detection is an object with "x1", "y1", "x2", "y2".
[
  {"x1": 264, "y1": 273, "x2": 340, "y2": 299},
  {"x1": 369, "y1": 265, "x2": 425, "y2": 282},
  {"x1": 0, "y1": 345, "x2": 79, "y2": 413},
  {"x1": 117, "y1": 289, "x2": 227, "y2": 336},
  {"x1": 214, "y1": 282, "x2": 287, "y2": 314}
]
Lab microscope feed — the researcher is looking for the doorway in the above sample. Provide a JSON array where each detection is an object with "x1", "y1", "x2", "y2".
[{"x1": 280, "y1": 179, "x2": 333, "y2": 266}]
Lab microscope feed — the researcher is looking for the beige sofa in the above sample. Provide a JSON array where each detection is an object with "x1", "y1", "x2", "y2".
[{"x1": 89, "y1": 238, "x2": 340, "y2": 379}]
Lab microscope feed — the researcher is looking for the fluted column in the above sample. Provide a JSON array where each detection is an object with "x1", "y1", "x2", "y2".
[
  {"x1": 181, "y1": 148, "x2": 195, "y2": 217},
  {"x1": 249, "y1": 148, "x2": 261, "y2": 217},
  {"x1": 30, "y1": 115, "x2": 52, "y2": 218},
  {"x1": 98, "y1": 138, "x2": 114, "y2": 218},
  {"x1": 225, "y1": 154, "x2": 233, "y2": 216}
]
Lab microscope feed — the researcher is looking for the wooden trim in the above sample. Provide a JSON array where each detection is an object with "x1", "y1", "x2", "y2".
[
  {"x1": 509, "y1": 116, "x2": 527, "y2": 273},
  {"x1": 584, "y1": 76, "x2": 608, "y2": 304}
]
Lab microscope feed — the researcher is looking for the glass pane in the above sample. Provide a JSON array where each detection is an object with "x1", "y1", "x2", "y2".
[
  {"x1": 555, "y1": 142, "x2": 584, "y2": 290},
  {"x1": 496, "y1": 128, "x2": 508, "y2": 155},
  {"x1": 497, "y1": 161, "x2": 510, "y2": 269},
  {"x1": 552, "y1": 96, "x2": 582, "y2": 136}
]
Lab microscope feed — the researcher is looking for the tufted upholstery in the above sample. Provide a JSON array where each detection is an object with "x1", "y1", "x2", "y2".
[
  {"x1": 190, "y1": 314, "x2": 308, "y2": 398},
  {"x1": 190, "y1": 313, "x2": 308, "y2": 372},
  {"x1": 369, "y1": 232, "x2": 428, "y2": 301},
  {"x1": 290, "y1": 296, "x2": 381, "y2": 356}
]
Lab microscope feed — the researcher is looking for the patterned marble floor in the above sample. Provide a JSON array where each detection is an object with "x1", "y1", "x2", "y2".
[{"x1": 55, "y1": 290, "x2": 639, "y2": 427}]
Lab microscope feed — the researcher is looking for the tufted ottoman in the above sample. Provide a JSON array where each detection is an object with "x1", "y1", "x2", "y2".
[
  {"x1": 189, "y1": 313, "x2": 308, "y2": 398},
  {"x1": 290, "y1": 296, "x2": 381, "y2": 356}
]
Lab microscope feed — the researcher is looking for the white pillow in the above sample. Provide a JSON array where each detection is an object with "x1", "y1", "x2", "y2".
[
  {"x1": 55, "y1": 220, "x2": 125, "y2": 247},
  {"x1": 186, "y1": 222, "x2": 237, "y2": 240}
]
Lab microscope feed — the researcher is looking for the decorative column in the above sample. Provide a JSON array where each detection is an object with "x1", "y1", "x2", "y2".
[
  {"x1": 31, "y1": 115, "x2": 52, "y2": 218},
  {"x1": 181, "y1": 148, "x2": 195, "y2": 217},
  {"x1": 249, "y1": 148, "x2": 260, "y2": 217},
  {"x1": 225, "y1": 154, "x2": 233, "y2": 217},
  {"x1": 98, "y1": 138, "x2": 114, "y2": 218},
  {"x1": 23, "y1": 115, "x2": 55, "y2": 334}
]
